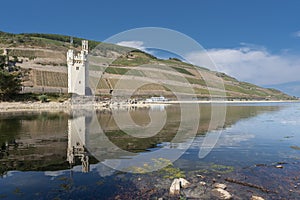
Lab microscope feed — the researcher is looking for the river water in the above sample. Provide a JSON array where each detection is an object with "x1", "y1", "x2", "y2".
[{"x1": 0, "y1": 103, "x2": 299, "y2": 199}]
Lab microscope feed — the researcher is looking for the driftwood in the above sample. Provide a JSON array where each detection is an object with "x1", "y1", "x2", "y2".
[{"x1": 225, "y1": 178, "x2": 276, "y2": 194}]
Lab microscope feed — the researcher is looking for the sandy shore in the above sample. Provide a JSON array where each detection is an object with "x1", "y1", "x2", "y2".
[{"x1": 0, "y1": 100, "x2": 298, "y2": 113}]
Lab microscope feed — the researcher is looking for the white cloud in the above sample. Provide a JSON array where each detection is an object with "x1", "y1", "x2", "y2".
[
  {"x1": 293, "y1": 31, "x2": 300, "y2": 38},
  {"x1": 116, "y1": 40, "x2": 146, "y2": 51},
  {"x1": 186, "y1": 46, "x2": 300, "y2": 85},
  {"x1": 116, "y1": 40, "x2": 157, "y2": 57}
]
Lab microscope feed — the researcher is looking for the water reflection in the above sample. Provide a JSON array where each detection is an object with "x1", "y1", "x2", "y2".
[
  {"x1": 69, "y1": 103, "x2": 283, "y2": 174},
  {"x1": 0, "y1": 103, "x2": 284, "y2": 176},
  {"x1": 1, "y1": 103, "x2": 300, "y2": 199},
  {"x1": 67, "y1": 113, "x2": 90, "y2": 173}
]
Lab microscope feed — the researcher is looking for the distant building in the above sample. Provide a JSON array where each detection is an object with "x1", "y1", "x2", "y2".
[
  {"x1": 67, "y1": 40, "x2": 89, "y2": 95},
  {"x1": 145, "y1": 96, "x2": 168, "y2": 102}
]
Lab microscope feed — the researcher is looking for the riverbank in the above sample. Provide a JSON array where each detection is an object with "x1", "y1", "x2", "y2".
[
  {"x1": 0, "y1": 100, "x2": 299, "y2": 113},
  {"x1": 0, "y1": 101, "x2": 70, "y2": 113}
]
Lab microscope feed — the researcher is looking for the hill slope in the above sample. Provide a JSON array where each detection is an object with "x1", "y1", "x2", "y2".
[{"x1": 0, "y1": 31, "x2": 295, "y2": 100}]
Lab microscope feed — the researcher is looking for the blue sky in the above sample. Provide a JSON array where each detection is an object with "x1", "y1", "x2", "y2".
[{"x1": 2, "y1": 0, "x2": 300, "y2": 95}]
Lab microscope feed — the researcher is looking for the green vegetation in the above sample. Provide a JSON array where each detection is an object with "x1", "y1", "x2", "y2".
[
  {"x1": 104, "y1": 67, "x2": 129, "y2": 75},
  {"x1": 0, "y1": 30, "x2": 295, "y2": 100},
  {"x1": 186, "y1": 77, "x2": 206, "y2": 85},
  {"x1": 0, "y1": 55, "x2": 22, "y2": 101},
  {"x1": 0, "y1": 93, "x2": 70, "y2": 103},
  {"x1": 104, "y1": 67, "x2": 145, "y2": 77},
  {"x1": 127, "y1": 158, "x2": 186, "y2": 179},
  {"x1": 216, "y1": 72, "x2": 237, "y2": 81},
  {"x1": 111, "y1": 51, "x2": 155, "y2": 66},
  {"x1": 0, "y1": 31, "x2": 100, "y2": 49},
  {"x1": 187, "y1": 163, "x2": 234, "y2": 176},
  {"x1": 171, "y1": 66, "x2": 194, "y2": 76},
  {"x1": 210, "y1": 164, "x2": 234, "y2": 174},
  {"x1": 38, "y1": 94, "x2": 48, "y2": 103},
  {"x1": 0, "y1": 71, "x2": 22, "y2": 100}
]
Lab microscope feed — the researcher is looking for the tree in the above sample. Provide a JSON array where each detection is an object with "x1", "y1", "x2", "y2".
[
  {"x1": 0, "y1": 70, "x2": 22, "y2": 100},
  {"x1": 0, "y1": 55, "x2": 5, "y2": 69}
]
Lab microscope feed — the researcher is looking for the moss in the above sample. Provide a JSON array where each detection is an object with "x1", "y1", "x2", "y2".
[
  {"x1": 126, "y1": 158, "x2": 185, "y2": 179},
  {"x1": 210, "y1": 164, "x2": 234, "y2": 174},
  {"x1": 161, "y1": 165, "x2": 185, "y2": 179}
]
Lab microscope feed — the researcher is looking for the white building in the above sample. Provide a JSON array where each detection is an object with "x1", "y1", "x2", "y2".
[
  {"x1": 145, "y1": 96, "x2": 168, "y2": 103},
  {"x1": 67, "y1": 40, "x2": 89, "y2": 95}
]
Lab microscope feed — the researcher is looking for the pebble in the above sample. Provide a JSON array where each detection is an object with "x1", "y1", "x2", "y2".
[
  {"x1": 251, "y1": 195, "x2": 265, "y2": 200},
  {"x1": 276, "y1": 165, "x2": 283, "y2": 168},
  {"x1": 199, "y1": 181, "x2": 207, "y2": 186},
  {"x1": 213, "y1": 183, "x2": 227, "y2": 190},
  {"x1": 211, "y1": 188, "x2": 232, "y2": 200},
  {"x1": 196, "y1": 174, "x2": 205, "y2": 179}
]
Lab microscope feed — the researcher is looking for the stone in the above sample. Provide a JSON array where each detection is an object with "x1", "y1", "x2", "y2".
[
  {"x1": 182, "y1": 186, "x2": 206, "y2": 199},
  {"x1": 178, "y1": 178, "x2": 191, "y2": 188},
  {"x1": 211, "y1": 188, "x2": 232, "y2": 200},
  {"x1": 196, "y1": 174, "x2": 205, "y2": 178},
  {"x1": 199, "y1": 181, "x2": 207, "y2": 186},
  {"x1": 169, "y1": 179, "x2": 180, "y2": 195},
  {"x1": 169, "y1": 178, "x2": 191, "y2": 195},
  {"x1": 251, "y1": 195, "x2": 265, "y2": 200},
  {"x1": 213, "y1": 183, "x2": 227, "y2": 190}
]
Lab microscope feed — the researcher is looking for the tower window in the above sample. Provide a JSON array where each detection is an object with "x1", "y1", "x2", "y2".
[
  {"x1": 79, "y1": 81, "x2": 81, "y2": 84},
  {"x1": 76, "y1": 67, "x2": 79, "y2": 70}
]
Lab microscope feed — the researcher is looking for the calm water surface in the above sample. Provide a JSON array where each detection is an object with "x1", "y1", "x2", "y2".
[{"x1": 0, "y1": 103, "x2": 300, "y2": 199}]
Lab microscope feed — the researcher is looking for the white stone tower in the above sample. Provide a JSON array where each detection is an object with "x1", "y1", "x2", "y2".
[{"x1": 67, "y1": 40, "x2": 89, "y2": 95}]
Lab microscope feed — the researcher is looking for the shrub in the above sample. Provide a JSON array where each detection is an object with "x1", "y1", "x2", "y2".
[{"x1": 38, "y1": 94, "x2": 48, "y2": 103}]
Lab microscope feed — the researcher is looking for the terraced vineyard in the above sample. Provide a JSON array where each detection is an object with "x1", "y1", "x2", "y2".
[
  {"x1": 0, "y1": 30, "x2": 296, "y2": 100},
  {"x1": 34, "y1": 70, "x2": 67, "y2": 87}
]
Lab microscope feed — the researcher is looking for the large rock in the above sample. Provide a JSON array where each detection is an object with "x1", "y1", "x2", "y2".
[
  {"x1": 169, "y1": 178, "x2": 180, "y2": 195},
  {"x1": 179, "y1": 178, "x2": 191, "y2": 188},
  {"x1": 211, "y1": 188, "x2": 232, "y2": 200},
  {"x1": 169, "y1": 178, "x2": 191, "y2": 195}
]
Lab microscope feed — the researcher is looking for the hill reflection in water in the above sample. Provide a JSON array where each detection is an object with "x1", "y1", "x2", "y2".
[{"x1": 0, "y1": 103, "x2": 282, "y2": 175}]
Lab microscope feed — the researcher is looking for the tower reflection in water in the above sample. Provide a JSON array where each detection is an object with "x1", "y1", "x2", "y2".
[
  {"x1": 67, "y1": 111, "x2": 90, "y2": 173},
  {"x1": 64, "y1": 104, "x2": 198, "y2": 174}
]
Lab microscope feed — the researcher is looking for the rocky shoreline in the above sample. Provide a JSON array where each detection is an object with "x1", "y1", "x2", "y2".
[
  {"x1": 110, "y1": 161, "x2": 300, "y2": 199},
  {"x1": 0, "y1": 100, "x2": 298, "y2": 114}
]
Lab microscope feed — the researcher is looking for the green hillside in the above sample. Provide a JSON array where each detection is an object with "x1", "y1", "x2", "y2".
[{"x1": 0, "y1": 30, "x2": 295, "y2": 100}]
